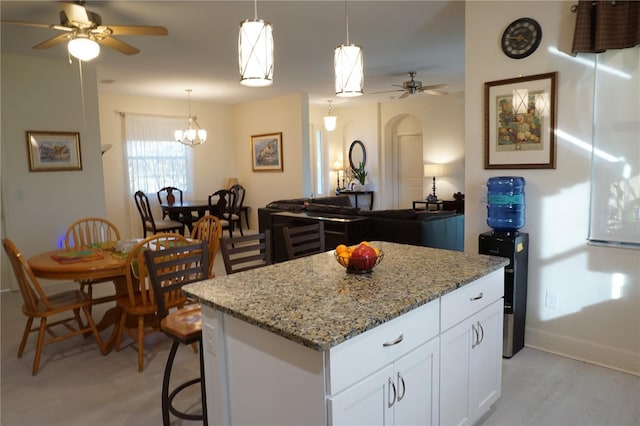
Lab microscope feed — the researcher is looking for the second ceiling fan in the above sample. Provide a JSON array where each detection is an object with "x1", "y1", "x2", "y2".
[{"x1": 374, "y1": 72, "x2": 449, "y2": 99}]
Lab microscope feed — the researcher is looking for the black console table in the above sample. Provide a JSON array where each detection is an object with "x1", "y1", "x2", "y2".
[{"x1": 337, "y1": 190, "x2": 374, "y2": 210}]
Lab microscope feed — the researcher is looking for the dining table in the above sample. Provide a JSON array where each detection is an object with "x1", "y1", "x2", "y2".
[
  {"x1": 160, "y1": 200, "x2": 214, "y2": 232},
  {"x1": 27, "y1": 243, "x2": 131, "y2": 353}
]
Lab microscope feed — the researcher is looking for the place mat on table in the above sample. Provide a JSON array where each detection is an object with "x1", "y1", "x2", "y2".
[
  {"x1": 88, "y1": 241, "x2": 117, "y2": 251},
  {"x1": 51, "y1": 250, "x2": 104, "y2": 264}
]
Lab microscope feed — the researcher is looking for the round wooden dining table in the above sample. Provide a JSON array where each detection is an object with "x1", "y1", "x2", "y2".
[{"x1": 27, "y1": 246, "x2": 129, "y2": 352}]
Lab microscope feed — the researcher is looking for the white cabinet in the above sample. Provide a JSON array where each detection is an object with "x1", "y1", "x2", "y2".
[
  {"x1": 439, "y1": 269, "x2": 504, "y2": 426},
  {"x1": 329, "y1": 338, "x2": 440, "y2": 426}
]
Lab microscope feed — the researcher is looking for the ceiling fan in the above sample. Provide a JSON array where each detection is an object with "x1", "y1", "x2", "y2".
[
  {"x1": 1, "y1": 1, "x2": 168, "y2": 60},
  {"x1": 373, "y1": 72, "x2": 449, "y2": 99}
]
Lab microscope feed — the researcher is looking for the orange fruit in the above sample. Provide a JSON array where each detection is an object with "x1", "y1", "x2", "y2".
[
  {"x1": 336, "y1": 244, "x2": 348, "y2": 254},
  {"x1": 359, "y1": 241, "x2": 371, "y2": 247}
]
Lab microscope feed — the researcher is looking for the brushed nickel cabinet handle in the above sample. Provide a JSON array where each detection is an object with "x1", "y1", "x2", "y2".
[
  {"x1": 397, "y1": 372, "x2": 406, "y2": 401},
  {"x1": 470, "y1": 292, "x2": 484, "y2": 301},
  {"x1": 388, "y1": 377, "x2": 397, "y2": 407},
  {"x1": 383, "y1": 334, "x2": 404, "y2": 347}
]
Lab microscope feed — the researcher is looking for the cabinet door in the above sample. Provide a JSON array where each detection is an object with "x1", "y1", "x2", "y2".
[
  {"x1": 439, "y1": 317, "x2": 473, "y2": 426},
  {"x1": 329, "y1": 365, "x2": 394, "y2": 426},
  {"x1": 394, "y1": 338, "x2": 440, "y2": 426},
  {"x1": 469, "y1": 299, "x2": 503, "y2": 422}
]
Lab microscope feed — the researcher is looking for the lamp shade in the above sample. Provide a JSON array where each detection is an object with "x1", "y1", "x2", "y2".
[
  {"x1": 239, "y1": 19, "x2": 274, "y2": 87},
  {"x1": 334, "y1": 44, "x2": 363, "y2": 97},
  {"x1": 423, "y1": 164, "x2": 443, "y2": 177},
  {"x1": 68, "y1": 36, "x2": 100, "y2": 61},
  {"x1": 226, "y1": 178, "x2": 239, "y2": 189},
  {"x1": 324, "y1": 115, "x2": 337, "y2": 131}
]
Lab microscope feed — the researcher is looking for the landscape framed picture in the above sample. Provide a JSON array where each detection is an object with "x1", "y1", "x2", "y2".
[
  {"x1": 251, "y1": 132, "x2": 283, "y2": 172},
  {"x1": 484, "y1": 72, "x2": 557, "y2": 169},
  {"x1": 26, "y1": 131, "x2": 82, "y2": 171}
]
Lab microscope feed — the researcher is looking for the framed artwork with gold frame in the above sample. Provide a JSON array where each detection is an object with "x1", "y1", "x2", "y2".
[{"x1": 26, "y1": 131, "x2": 82, "y2": 172}]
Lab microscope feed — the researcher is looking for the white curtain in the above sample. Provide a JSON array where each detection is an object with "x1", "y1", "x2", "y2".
[{"x1": 123, "y1": 114, "x2": 193, "y2": 236}]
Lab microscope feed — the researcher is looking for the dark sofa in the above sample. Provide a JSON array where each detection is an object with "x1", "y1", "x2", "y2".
[{"x1": 258, "y1": 195, "x2": 464, "y2": 262}]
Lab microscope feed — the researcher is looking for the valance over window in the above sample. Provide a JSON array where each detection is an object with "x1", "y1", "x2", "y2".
[{"x1": 571, "y1": 0, "x2": 640, "y2": 54}]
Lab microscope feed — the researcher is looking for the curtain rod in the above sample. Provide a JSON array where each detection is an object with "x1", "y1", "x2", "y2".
[
  {"x1": 571, "y1": 1, "x2": 618, "y2": 12},
  {"x1": 115, "y1": 110, "x2": 187, "y2": 119}
]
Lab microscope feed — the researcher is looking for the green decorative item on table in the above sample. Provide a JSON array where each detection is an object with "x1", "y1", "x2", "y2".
[{"x1": 353, "y1": 161, "x2": 367, "y2": 185}]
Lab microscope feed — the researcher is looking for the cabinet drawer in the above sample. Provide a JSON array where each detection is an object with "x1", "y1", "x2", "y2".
[
  {"x1": 327, "y1": 300, "x2": 439, "y2": 395},
  {"x1": 440, "y1": 269, "x2": 504, "y2": 332}
]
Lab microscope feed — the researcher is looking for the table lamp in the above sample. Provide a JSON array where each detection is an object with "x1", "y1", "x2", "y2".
[
  {"x1": 333, "y1": 161, "x2": 343, "y2": 192},
  {"x1": 423, "y1": 164, "x2": 444, "y2": 201}
]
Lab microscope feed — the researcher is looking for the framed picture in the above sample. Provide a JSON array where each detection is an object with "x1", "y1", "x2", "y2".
[
  {"x1": 26, "y1": 131, "x2": 82, "y2": 172},
  {"x1": 251, "y1": 132, "x2": 283, "y2": 172},
  {"x1": 484, "y1": 72, "x2": 557, "y2": 169}
]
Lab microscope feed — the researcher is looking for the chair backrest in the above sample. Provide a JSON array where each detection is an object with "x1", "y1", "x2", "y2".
[
  {"x1": 134, "y1": 191, "x2": 156, "y2": 231},
  {"x1": 2, "y1": 238, "x2": 53, "y2": 314},
  {"x1": 229, "y1": 184, "x2": 245, "y2": 215},
  {"x1": 144, "y1": 240, "x2": 208, "y2": 321},
  {"x1": 157, "y1": 187, "x2": 183, "y2": 205},
  {"x1": 209, "y1": 189, "x2": 234, "y2": 220},
  {"x1": 190, "y1": 215, "x2": 223, "y2": 278},
  {"x1": 219, "y1": 230, "x2": 272, "y2": 275},
  {"x1": 123, "y1": 233, "x2": 191, "y2": 309},
  {"x1": 282, "y1": 222, "x2": 326, "y2": 260},
  {"x1": 64, "y1": 217, "x2": 121, "y2": 249}
]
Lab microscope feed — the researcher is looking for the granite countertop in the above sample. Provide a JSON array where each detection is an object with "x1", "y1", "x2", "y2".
[{"x1": 183, "y1": 241, "x2": 508, "y2": 351}]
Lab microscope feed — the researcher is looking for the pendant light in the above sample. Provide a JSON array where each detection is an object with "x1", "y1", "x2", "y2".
[
  {"x1": 324, "y1": 100, "x2": 337, "y2": 131},
  {"x1": 175, "y1": 89, "x2": 207, "y2": 147},
  {"x1": 239, "y1": 0, "x2": 274, "y2": 87},
  {"x1": 335, "y1": 1, "x2": 363, "y2": 97}
]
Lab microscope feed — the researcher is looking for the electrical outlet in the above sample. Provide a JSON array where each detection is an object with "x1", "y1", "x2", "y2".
[{"x1": 545, "y1": 290, "x2": 558, "y2": 309}]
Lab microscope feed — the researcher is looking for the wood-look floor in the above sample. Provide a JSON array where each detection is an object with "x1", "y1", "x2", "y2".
[{"x1": 2, "y1": 251, "x2": 638, "y2": 425}]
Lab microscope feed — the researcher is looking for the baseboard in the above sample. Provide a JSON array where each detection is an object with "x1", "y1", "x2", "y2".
[{"x1": 526, "y1": 326, "x2": 640, "y2": 376}]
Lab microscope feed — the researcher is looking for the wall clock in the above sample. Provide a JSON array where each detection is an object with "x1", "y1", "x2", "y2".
[{"x1": 501, "y1": 17, "x2": 542, "y2": 59}]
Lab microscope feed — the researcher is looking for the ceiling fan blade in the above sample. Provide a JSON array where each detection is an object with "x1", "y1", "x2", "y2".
[
  {"x1": 422, "y1": 90, "x2": 447, "y2": 96},
  {"x1": 33, "y1": 33, "x2": 71, "y2": 50},
  {"x1": 421, "y1": 84, "x2": 449, "y2": 91},
  {"x1": 97, "y1": 36, "x2": 140, "y2": 55},
  {"x1": 106, "y1": 25, "x2": 168, "y2": 36},
  {"x1": 1, "y1": 20, "x2": 51, "y2": 29},
  {"x1": 399, "y1": 91, "x2": 410, "y2": 99},
  {"x1": 62, "y1": 2, "x2": 90, "y2": 26},
  {"x1": 370, "y1": 89, "x2": 404, "y2": 95}
]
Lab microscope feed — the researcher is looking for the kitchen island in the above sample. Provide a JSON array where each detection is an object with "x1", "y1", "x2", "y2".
[{"x1": 184, "y1": 241, "x2": 508, "y2": 425}]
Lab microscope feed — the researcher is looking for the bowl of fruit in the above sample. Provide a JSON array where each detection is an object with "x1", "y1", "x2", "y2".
[{"x1": 334, "y1": 242, "x2": 384, "y2": 274}]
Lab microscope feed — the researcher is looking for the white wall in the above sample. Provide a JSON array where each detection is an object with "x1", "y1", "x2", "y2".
[
  {"x1": 465, "y1": 1, "x2": 639, "y2": 374},
  {"x1": 98, "y1": 92, "x2": 235, "y2": 238},
  {"x1": 1, "y1": 54, "x2": 106, "y2": 290}
]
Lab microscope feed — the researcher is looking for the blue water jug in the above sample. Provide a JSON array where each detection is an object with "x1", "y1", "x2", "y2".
[{"x1": 487, "y1": 176, "x2": 525, "y2": 232}]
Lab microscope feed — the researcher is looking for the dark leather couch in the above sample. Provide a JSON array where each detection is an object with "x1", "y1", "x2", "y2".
[{"x1": 258, "y1": 195, "x2": 464, "y2": 262}]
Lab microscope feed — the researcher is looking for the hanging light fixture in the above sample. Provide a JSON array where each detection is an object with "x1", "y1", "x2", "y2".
[
  {"x1": 335, "y1": 1, "x2": 363, "y2": 97},
  {"x1": 175, "y1": 89, "x2": 207, "y2": 147},
  {"x1": 67, "y1": 33, "x2": 100, "y2": 61},
  {"x1": 239, "y1": 0, "x2": 274, "y2": 87},
  {"x1": 324, "y1": 100, "x2": 337, "y2": 131},
  {"x1": 512, "y1": 88, "x2": 529, "y2": 114}
]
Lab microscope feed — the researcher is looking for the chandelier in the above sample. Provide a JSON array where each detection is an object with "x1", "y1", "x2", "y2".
[{"x1": 175, "y1": 89, "x2": 207, "y2": 147}]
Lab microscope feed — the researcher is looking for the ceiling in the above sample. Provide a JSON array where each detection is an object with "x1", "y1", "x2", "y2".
[{"x1": 0, "y1": 0, "x2": 465, "y2": 106}]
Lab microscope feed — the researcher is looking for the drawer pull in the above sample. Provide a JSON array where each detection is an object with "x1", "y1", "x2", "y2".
[
  {"x1": 388, "y1": 377, "x2": 397, "y2": 407},
  {"x1": 383, "y1": 334, "x2": 404, "y2": 347},
  {"x1": 470, "y1": 292, "x2": 484, "y2": 301}
]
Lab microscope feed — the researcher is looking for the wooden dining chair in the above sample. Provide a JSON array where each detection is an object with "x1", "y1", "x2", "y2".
[
  {"x1": 208, "y1": 189, "x2": 232, "y2": 237},
  {"x1": 114, "y1": 233, "x2": 191, "y2": 371},
  {"x1": 2, "y1": 238, "x2": 107, "y2": 375},
  {"x1": 282, "y1": 222, "x2": 326, "y2": 260},
  {"x1": 134, "y1": 190, "x2": 185, "y2": 237},
  {"x1": 144, "y1": 241, "x2": 208, "y2": 425},
  {"x1": 64, "y1": 217, "x2": 121, "y2": 305},
  {"x1": 157, "y1": 187, "x2": 183, "y2": 218},
  {"x1": 228, "y1": 184, "x2": 246, "y2": 236},
  {"x1": 219, "y1": 230, "x2": 272, "y2": 275},
  {"x1": 190, "y1": 215, "x2": 223, "y2": 278}
]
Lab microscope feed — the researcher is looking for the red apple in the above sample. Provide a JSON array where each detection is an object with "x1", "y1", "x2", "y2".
[{"x1": 350, "y1": 244, "x2": 378, "y2": 270}]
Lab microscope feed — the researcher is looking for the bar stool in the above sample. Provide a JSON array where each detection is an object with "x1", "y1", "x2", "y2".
[{"x1": 144, "y1": 241, "x2": 208, "y2": 425}]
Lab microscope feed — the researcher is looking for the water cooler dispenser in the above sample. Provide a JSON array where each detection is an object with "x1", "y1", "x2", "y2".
[{"x1": 480, "y1": 176, "x2": 529, "y2": 358}]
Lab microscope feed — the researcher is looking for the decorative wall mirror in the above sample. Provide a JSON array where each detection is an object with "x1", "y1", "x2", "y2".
[{"x1": 348, "y1": 140, "x2": 366, "y2": 172}]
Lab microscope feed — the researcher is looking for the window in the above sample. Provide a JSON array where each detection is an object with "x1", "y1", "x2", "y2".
[
  {"x1": 311, "y1": 129, "x2": 326, "y2": 196},
  {"x1": 124, "y1": 114, "x2": 193, "y2": 195}
]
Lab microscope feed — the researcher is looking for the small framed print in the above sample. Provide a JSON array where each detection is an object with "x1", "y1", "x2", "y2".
[
  {"x1": 26, "y1": 131, "x2": 82, "y2": 171},
  {"x1": 251, "y1": 132, "x2": 283, "y2": 172},
  {"x1": 484, "y1": 72, "x2": 558, "y2": 169}
]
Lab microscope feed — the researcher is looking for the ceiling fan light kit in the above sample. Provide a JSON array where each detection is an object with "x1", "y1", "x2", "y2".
[
  {"x1": 67, "y1": 34, "x2": 100, "y2": 61},
  {"x1": 175, "y1": 90, "x2": 207, "y2": 147},
  {"x1": 335, "y1": 1, "x2": 363, "y2": 97}
]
